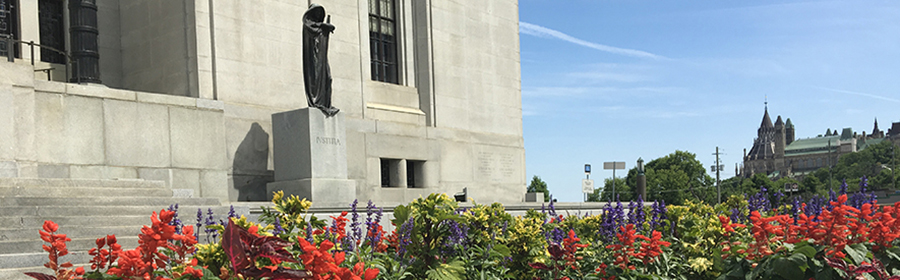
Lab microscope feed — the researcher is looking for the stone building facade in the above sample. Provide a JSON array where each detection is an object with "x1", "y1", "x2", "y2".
[
  {"x1": 0, "y1": 0, "x2": 526, "y2": 204},
  {"x1": 742, "y1": 106, "x2": 898, "y2": 178}
]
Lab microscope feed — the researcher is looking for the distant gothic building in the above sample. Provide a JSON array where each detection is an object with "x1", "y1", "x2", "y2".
[{"x1": 742, "y1": 106, "x2": 898, "y2": 178}]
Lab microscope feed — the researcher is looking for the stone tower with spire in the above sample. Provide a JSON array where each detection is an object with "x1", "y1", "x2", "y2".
[
  {"x1": 785, "y1": 118, "x2": 795, "y2": 145},
  {"x1": 871, "y1": 118, "x2": 885, "y2": 139},
  {"x1": 774, "y1": 115, "x2": 786, "y2": 171},
  {"x1": 743, "y1": 104, "x2": 777, "y2": 176}
]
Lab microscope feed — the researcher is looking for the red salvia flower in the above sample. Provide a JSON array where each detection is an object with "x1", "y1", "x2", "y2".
[{"x1": 26, "y1": 220, "x2": 85, "y2": 280}]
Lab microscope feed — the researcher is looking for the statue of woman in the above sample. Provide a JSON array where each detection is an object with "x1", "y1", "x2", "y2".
[{"x1": 302, "y1": 4, "x2": 339, "y2": 116}]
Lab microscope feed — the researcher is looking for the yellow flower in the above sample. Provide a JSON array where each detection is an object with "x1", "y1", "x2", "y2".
[
  {"x1": 689, "y1": 257, "x2": 713, "y2": 272},
  {"x1": 272, "y1": 190, "x2": 284, "y2": 202}
]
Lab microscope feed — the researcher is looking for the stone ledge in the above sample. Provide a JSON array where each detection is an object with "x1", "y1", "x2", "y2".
[
  {"x1": 136, "y1": 91, "x2": 195, "y2": 107},
  {"x1": 366, "y1": 102, "x2": 425, "y2": 115},
  {"x1": 65, "y1": 83, "x2": 136, "y2": 101}
]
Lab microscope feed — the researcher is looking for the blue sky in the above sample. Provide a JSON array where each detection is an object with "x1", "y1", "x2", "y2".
[{"x1": 518, "y1": 0, "x2": 900, "y2": 202}]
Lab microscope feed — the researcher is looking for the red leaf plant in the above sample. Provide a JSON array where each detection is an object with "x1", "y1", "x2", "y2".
[
  {"x1": 25, "y1": 220, "x2": 86, "y2": 280},
  {"x1": 826, "y1": 256, "x2": 900, "y2": 280},
  {"x1": 221, "y1": 218, "x2": 311, "y2": 279}
]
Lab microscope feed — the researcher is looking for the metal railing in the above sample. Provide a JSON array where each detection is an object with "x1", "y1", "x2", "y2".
[{"x1": 1, "y1": 34, "x2": 79, "y2": 83}]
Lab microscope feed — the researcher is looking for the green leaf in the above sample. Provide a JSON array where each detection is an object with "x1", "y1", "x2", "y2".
[
  {"x1": 793, "y1": 244, "x2": 817, "y2": 259},
  {"x1": 491, "y1": 244, "x2": 511, "y2": 257},
  {"x1": 426, "y1": 260, "x2": 465, "y2": 280},
  {"x1": 392, "y1": 205, "x2": 410, "y2": 226},
  {"x1": 886, "y1": 247, "x2": 900, "y2": 262},
  {"x1": 771, "y1": 254, "x2": 808, "y2": 280},
  {"x1": 844, "y1": 243, "x2": 867, "y2": 265}
]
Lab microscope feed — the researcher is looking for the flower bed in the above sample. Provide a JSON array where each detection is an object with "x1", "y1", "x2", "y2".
[{"x1": 24, "y1": 179, "x2": 900, "y2": 280}]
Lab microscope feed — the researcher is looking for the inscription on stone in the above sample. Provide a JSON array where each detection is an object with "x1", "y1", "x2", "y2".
[
  {"x1": 315, "y1": 137, "x2": 341, "y2": 145},
  {"x1": 476, "y1": 150, "x2": 519, "y2": 182}
]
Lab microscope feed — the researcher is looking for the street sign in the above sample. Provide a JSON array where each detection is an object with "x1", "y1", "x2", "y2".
[
  {"x1": 603, "y1": 162, "x2": 625, "y2": 170},
  {"x1": 582, "y1": 179, "x2": 594, "y2": 194},
  {"x1": 784, "y1": 183, "x2": 799, "y2": 192}
]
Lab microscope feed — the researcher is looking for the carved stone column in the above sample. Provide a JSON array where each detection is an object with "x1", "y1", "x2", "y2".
[{"x1": 68, "y1": 0, "x2": 100, "y2": 83}]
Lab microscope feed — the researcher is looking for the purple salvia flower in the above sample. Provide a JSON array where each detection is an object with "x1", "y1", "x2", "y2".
[
  {"x1": 790, "y1": 196, "x2": 802, "y2": 222},
  {"x1": 827, "y1": 189, "x2": 838, "y2": 211},
  {"x1": 272, "y1": 217, "x2": 284, "y2": 235},
  {"x1": 627, "y1": 199, "x2": 637, "y2": 224},
  {"x1": 631, "y1": 195, "x2": 646, "y2": 228},
  {"x1": 397, "y1": 217, "x2": 414, "y2": 256},
  {"x1": 350, "y1": 199, "x2": 362, "y2": 243},
  {"x1": 228, "y1": 205, "x2": 237, "y2": 219},
  {"x1": 860, "y1": 176, "x2": 868, "y2": 192},
  {"x1": 195, "y1": 208, "x2": 203, "y2": 240},
  {"x1": 729, "y1": 207, "x2": 744, "y2": 224},
  {"x1": 613, "y1": 196, "x2": 626, "y2": 231},
  {"x1": 550, "y1": 227, "x2": 565, "y2": 245},
  {"x1": 773, "y1": 191, "x2": 785, "y2": 209},
  {"x1": 305, "y1": 220, "x2": 314, "y2": 243},
  {"x1": 205, "y1": 208, "x2": 218, "y2": 243},
  {"x1": 840, "y1": 179, "x2": 848, "y2": 195},
  {"x1": 167, "y1": 204, "x2": 182, "y2": 234}
]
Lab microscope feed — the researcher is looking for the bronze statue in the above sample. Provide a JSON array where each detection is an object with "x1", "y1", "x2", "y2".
[{"x1": 303, "y1": 4, "x2": 339, "y2": 116}]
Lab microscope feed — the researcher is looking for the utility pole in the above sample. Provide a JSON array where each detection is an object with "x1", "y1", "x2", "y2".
[{"x1": 711, "y1": 147, "x2": 724, "y2": 204}]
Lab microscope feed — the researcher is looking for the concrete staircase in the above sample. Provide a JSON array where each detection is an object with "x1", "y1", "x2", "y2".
[{"x1": 0, "y1": 178, "x2": 231, "y2": 279}]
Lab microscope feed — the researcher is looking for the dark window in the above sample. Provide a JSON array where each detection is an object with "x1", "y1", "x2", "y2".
[
  {"x1": 407, "y1": 160, "x2": 425, "y2": 188},
  {"x1": 38, "y1": 0, "x2": 65, "y2": 64},
  {"x1": 0, "y1": 0, "x2": 20, "y2": 58},
  {"x1": 380, "y1": 158, "x2": 391, "y2": 187},
  {"x1": 368, "y1": 0, "x2": 398, "y2": 84}
]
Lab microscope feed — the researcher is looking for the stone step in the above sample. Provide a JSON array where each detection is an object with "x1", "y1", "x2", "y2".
[
  {"x1": 0, "y1": 252, "x2": 92, "y2": 280},
  {"x1": 0, "y1": 186, "x2": 173, "y2": 198},
  {"x1": 0, "y1": 236, "x2": 141, "y2": 255},
  {"x1": 0, "y1": 205, "x2": 233, "y2": 217},
  {"x1": 0, "y1": 178, "x2": 166, "y2": 189},
  {"x1": 1, "y1": 224, "x2": 144, "y2": 241},
  {"x1": 0, "y1": 196, "x2": 221, "y2": 207}
]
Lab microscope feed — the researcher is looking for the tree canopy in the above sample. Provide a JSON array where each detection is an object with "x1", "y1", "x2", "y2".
[
  {"x1": 527, "y1": 175, "x2": 550, "y2": 202},
  {"x1": 587, "y1": 150, "x2": 714, "y2": 205}
]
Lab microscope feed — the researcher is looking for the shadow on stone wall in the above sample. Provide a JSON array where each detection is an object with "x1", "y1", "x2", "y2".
[{"x1": 232, "y1": 122, "x2": 272, "y2": 201}]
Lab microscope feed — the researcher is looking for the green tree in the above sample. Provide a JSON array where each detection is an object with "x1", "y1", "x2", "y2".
[
  {"x1": 527, "y1": 175, "x2": 550, "y2": 202},
  {"x1": 801, "y1": 175, "x2": 822, "y2": 195},
  {"x1": 628, "y1": 150, "x2": 713, "y2": 205},
  {"x1": 740, "y1": 173, "x2": 775, "y2": 193},
  {"x1": 811, "y1": 140, "x2": 900, "y2": 190},
  {"x1": 589, "y1": 177, "x2": 628, "y2": 202}
]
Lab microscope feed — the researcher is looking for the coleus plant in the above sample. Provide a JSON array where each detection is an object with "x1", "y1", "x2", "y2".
[{"x1": 220, "y1": 219, "x2": 311, "y2": 279}]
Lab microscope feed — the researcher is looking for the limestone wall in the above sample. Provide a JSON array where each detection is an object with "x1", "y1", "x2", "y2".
[
  {"x1": 0, "y1": 62, "x2": 229, "y2": 202},
  {"x1": 2, "y1": 0, "x2": 526, "y2": 204},
  {"x1": 118, "y1": 0, "x2": 199, "y2": 97}
]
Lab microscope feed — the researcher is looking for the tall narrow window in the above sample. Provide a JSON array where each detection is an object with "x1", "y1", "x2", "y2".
[
  {"x1": 369, "y1": 0, "x2": 398, "y2": 84},
  {"x1": 407, "y1": 160, "x2": 424, "y2": 188},
  {"x1": 380, "y1": 158, "x2": 391, "y2": 187},
  {"x1": 0, "y1": 0, "x2": 19, "y2": 58},
  {"x1": 38, "y1": 0, "x2": 65, "y2": 64}
]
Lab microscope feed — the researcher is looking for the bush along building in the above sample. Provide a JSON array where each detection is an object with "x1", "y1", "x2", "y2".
[{"x1": 742, "y1": 105, "x2": 900, "y2": 179}]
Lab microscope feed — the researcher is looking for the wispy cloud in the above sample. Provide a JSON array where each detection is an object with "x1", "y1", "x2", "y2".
[
  {"x1": 519, "y1": 21, "x2": 664, "y2": 60},
  {"x1": 522, "y1": 86, "x2": 681, "y2": 98},
  {"x1": 815, "y1": 86, "x2": 900, "y2": 103}
]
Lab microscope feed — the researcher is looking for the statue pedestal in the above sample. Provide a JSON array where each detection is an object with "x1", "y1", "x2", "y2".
[{"x1": 266, "y1": 108, "x2": 355, "y2": 206}]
